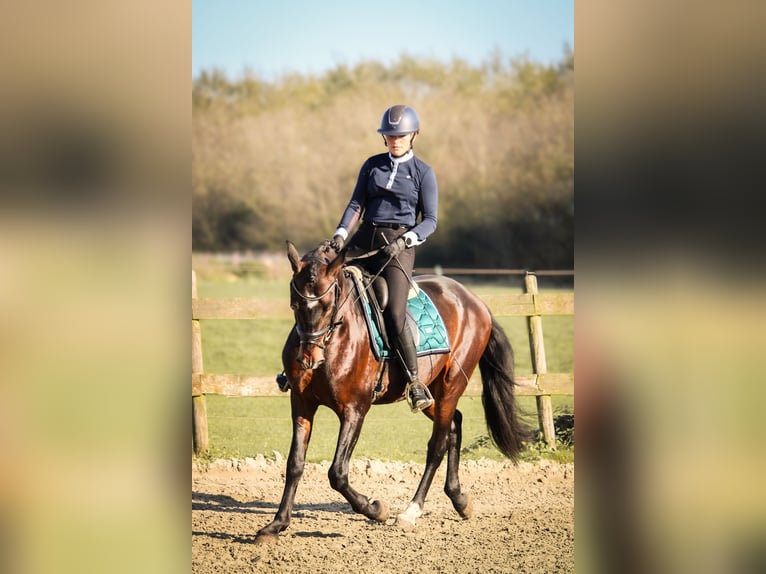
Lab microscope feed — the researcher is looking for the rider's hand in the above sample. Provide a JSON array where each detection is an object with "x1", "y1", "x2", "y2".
[
  {"x1": 382, "y1": 237, "x2": 407, "y2": 258},
  {"x1": 329, "y1": 234, "x2": 345, "y2": 252}
]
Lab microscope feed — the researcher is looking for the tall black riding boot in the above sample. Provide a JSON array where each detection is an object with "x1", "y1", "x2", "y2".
[{"x1": 396, "y1": 325, "x2": 434, "y2": 413}]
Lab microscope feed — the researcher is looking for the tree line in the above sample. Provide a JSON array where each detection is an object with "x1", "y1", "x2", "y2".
[{"x1": 193, "y1": 49, "x2": 573, "y2": 270}]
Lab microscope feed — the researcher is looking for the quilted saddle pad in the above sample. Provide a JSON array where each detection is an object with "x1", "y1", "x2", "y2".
[{"x1": 347, "y1": 268, "x2": 451, "y2": 361}]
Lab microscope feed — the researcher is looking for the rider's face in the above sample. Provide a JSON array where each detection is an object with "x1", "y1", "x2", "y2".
[{"x1": 384, "y1": 133, "x2": 416, "y2": 157}]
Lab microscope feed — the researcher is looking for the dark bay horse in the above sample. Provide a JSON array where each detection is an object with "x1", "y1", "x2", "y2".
[{"x1": 254, "y1": 241, "x2": 528, "y2": 543}]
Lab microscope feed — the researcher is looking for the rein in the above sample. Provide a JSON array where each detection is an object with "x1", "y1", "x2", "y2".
[
  {"x1": 335, "y1": 249, "x2": 395, "y2": 318},
  {"x1": 345, "y1": 247, "x2": 382, "y2": 262}
]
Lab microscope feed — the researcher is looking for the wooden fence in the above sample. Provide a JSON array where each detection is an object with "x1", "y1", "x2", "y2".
[{"x1": 192, "y1": 271, "x2": 574, "y2": 455}]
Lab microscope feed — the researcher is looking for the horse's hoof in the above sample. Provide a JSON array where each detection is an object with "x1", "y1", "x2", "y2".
[
  {"x1": 395, "y1": 502, "x2": 422, "y2": 531},
  {"x1": 253, "y1": 532, "x2": 279, "y2": 545},
  {"x1": 371, "y1": 499, "x2": 389, "y2": 522},
  {"x1": 457, "y1": 494, "x2": 474, "y2": 520},
  {"x1": 395, "y1": 513, "x2": 417, "y2": 531}
]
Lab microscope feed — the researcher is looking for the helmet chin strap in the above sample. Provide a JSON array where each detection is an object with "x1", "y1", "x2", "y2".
[
  {"x1": 406, "y1": 132, "x2": 418, "y2": 151},
  {"x1": 382, "y1": 132, "x2": 418, "y2": 154}
]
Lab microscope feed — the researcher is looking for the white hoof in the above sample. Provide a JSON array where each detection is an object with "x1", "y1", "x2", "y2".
[{"x1": 395, "y1": 502, "x2": 422, "y2": 531}]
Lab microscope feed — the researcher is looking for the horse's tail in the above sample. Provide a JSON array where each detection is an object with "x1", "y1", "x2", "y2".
[{"x1": 479, "y1": 317, "x2": 529, "y2": 461}]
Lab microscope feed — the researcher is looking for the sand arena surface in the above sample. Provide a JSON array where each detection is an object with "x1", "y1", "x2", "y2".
[{"x1": 193, "y1": 457, "x2": 574, "y2": 573}]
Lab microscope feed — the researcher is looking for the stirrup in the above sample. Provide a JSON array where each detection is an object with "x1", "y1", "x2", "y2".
[
  {"x1": 276, "y1": 372, "x2": 290, "y2": 392},
  {"x1": 406, "y1": 381, "x2": 434, "y2": 413}
]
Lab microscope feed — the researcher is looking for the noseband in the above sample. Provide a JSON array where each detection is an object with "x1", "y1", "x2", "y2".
[{"x1": 290, "y1": 277, "x2": 342, "y2": 349}]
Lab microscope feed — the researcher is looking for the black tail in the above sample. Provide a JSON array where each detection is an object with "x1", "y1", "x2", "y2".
[{"x1": 479, "y1": 318, "x2": 529, "y2": 460}]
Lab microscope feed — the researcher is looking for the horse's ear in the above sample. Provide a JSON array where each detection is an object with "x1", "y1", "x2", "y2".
[
  {"x1": 286, "y1": 240, "x2": 302, "y2": 273},
  {"x1": 327, "y1": 247, "x2": 346, "y2": 275}
]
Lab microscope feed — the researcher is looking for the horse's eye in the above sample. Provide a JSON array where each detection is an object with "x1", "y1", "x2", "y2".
[{"x1": 290, "y1": 302, "x2": 299, "y2": 311}]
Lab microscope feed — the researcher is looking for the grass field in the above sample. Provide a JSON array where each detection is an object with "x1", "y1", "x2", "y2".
[
  {"x1": 193, "y1": 259, "x2": 574, "y2": 463},
  {"x1": 201, "y1": 394, "x2": 573, "y2": 464}
]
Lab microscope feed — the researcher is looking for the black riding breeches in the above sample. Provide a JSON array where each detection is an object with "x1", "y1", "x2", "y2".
[{"x1": 346, "y1": 223, "x2": 415, "y2": 341}]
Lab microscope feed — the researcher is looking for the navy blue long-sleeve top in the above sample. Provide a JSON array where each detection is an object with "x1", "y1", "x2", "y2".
[{"x1": 336, "y1": 152, "x2": 438, "y2": 244}]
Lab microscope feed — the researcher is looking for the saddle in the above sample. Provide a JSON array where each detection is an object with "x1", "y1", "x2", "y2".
[
  {"x1": 345, "y1": 265, "x2": 450, "y2": 361},
  {"x1": 346, "y1": 265, "x2": 392, "y2": 349}
]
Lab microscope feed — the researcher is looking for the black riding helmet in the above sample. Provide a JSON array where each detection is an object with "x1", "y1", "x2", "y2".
[{"x1": 377, "y1": 105, "x2": 420, "y2": 136}]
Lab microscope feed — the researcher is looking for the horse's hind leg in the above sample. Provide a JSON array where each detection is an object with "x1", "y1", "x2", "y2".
[
  {"x1": 395, "y1": 405, "x2": 454, "y2": 530},
  {"x1": 328, "y1": 409, "x2": 389, "y2": 523},
  {"x1": 444, "y1": 409, "x2": 473, "y2": 519}
]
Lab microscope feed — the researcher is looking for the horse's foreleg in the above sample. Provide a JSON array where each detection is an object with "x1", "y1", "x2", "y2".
[
  {"x1": 254, "y1": 406, "x2": 316, "y2": 544},
  {"x1": 328, "y1": 410, "x2": 389, "y2": 522}
]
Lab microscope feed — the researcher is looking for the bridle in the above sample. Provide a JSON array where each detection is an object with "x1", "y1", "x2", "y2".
[{"x1": 290, "y1": 276, "x2": 343, "y2": 350}]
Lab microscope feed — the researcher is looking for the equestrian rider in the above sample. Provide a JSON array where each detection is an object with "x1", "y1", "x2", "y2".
[{"x1": 329, "y1": 105, "x2": 438, "y2": 413}]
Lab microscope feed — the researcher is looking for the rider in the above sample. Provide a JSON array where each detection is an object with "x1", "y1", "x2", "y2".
[{"x1": 329, "y1": 105, "x2": 438, "y2": 413}]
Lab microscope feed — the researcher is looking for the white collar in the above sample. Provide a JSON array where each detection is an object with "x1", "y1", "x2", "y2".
[{"x1": 389, "y1": 150, "x2": 414, "y2": 163}]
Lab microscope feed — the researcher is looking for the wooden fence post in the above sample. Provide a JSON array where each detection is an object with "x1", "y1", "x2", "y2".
[
  {"x1": 524, "y1": 272, "x2": 557, "y2": 449},
  {"x1": 192, "y1": 270, "x2": 209, "y2": 455}
]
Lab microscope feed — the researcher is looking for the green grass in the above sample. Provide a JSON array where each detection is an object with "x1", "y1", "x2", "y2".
[
  {"x1": 196, "y1": 273, "x2": 294, "y2": 376},
  {"x1": 199, "y1": 319, "x2": 293, "y2": 376},
  {"x1": 199, "y1": 394, "x2": 573, "y2": 464},
  {"x1": 198, "y1": 315, "x2": 572, "y2": 382},
  {"x1": 193, "y1": 271, "x2": 574, "y2": 464},
  {"x1": 196, "y1": 279, "x2": 573, "y2": 378}
]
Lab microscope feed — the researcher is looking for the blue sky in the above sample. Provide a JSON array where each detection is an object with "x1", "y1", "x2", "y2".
[{"x1": 192, "y1": 0, "x2": 573, "y2": 80}]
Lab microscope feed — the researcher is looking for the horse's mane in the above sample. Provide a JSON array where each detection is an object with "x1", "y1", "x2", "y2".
[{"x1": 301, "y1": 241, "x2": 344, "y2": 267}]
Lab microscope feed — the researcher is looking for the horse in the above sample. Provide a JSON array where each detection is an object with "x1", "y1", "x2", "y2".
[{"x1": 254, "y1": 241, "x2": 528, "y2": 543}]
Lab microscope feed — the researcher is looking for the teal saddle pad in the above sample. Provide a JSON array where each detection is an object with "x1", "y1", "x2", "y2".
[{"x1": 348, "y1": 269, "x2": 451, "y2": 361}]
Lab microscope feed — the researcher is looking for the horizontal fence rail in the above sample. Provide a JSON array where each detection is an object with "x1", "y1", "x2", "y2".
[
  {"x1": 191, "y1": 372, "x2": 574, "y2": 399},
  {"x1": 192, "y1": 270, "x2": 573, "y2": 454},
  {"x1": 413, "y1": 267, "x2": 575, "y2": 277},
  {"x1": 192, "y1": 292, "x2": 574, "y2": 320}
]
